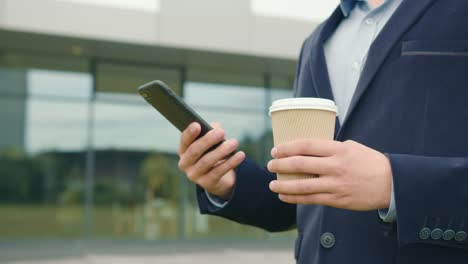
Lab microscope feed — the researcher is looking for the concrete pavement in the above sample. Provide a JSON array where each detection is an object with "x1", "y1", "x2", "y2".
[{"x1": 0, "y1": 240, "x2": 295, "y2": 264}]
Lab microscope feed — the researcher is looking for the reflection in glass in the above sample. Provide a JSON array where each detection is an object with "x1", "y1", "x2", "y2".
[
  {"x1": 185, "y1": 82, "x2": 266, "y2": 111},
  {"x1": 0, "y1": 67, "x2": 91, "y2": 239},
  {"x1": 94, "y1": 95, "x2": 180, "y2": 153},
  {"x1": 25, "y1": 100, "x2": 89, "y2": 154},
  {"x1": 271, "y1": 88, "x2": 293, "y2": 103},
  {"x1": 27, "y1": 69, "x2": 92, "y2": 99},
  {"x1": 0, "y1": 67, "x2": 27, "y2": 96},
  {"x1": 92, "y1": 61, "x2": 183, "y2": 240},
  {"x1": 0, "y1": 52, "x2": 297, "y2": 241},
  {"x1": 92, "y1": 93, "x2": 181, "y2": 239}
]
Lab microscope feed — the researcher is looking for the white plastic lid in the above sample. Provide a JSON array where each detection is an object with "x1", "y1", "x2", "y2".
[{"x1": 269, "y1": 97, "x2": 338, "y2": 115}]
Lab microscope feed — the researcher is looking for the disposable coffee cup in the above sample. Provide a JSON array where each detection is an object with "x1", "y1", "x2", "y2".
[{"x1": 269, "y1": 98, "x2": 337, "y2": 180}]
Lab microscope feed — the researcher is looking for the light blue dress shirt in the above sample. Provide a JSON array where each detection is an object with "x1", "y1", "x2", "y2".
[
  {"x1": 206, "y1": 0, "x2": 401, "y2": 223},
  {"x1": 325, "y1": 0, "x2": 401, "y2": 223}
]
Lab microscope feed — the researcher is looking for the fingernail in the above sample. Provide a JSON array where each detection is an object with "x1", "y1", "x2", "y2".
[
  {"x1": 189, "y1": 123, "x2": 197, "y2": 133},
  {"x1": 214, "y1": 129, "x2": 224, "y2": 138},
  {"x1": 226, "y1": 139, "x2": 237, "y2": 147},
  {"x1": 232, "y1": 139, "x2": 239, "y2": 147},
  {"x1": 267, "y1": 160, "x2": 273, "y2": 171},
  {"x1": 278, "y1": 194, "x2": 285, "y2": 201},
  {"x1": 269, "y1": 180, "x2": 277, "y2": 190},
  {"x1": 271, "y1": 148, "x2": 277, "y2": 158}
]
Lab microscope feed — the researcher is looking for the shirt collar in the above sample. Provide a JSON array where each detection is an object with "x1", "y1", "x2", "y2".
[{"x1": 340, "y1": 0, "x2": 389, "y2": 17}]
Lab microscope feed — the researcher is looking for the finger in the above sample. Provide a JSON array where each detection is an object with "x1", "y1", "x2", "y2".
[
  {"x1": 179, "y1": 122, "x2": 201, "y2": 156},
  {"x1": 269, "y1": 178, "x2": 335, "y2": 195},
  {"x1": 191, "y1": 139, "x2": 240, "y2": 177},
  {"x1": 272, "y1": 139, "x2": 341, "y2": 158},
  {"x1": 199, "y1": 151, "x2": 245, "y2": 187},
  {"x1": 267, "y1": 156, "x2": 334, "y2": 175},
  {"x1": 278, "y1": 193, "x2": 334, "y2": 205},
  {"x1": 178, "y1": 128, "x2": 225, "y2": 170},
  {"x1": 210, "y1": 122, "x2": 223, "y2": 129}
]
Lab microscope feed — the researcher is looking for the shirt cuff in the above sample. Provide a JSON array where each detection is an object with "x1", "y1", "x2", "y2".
[
  {"x1": 378, "y1": 180, "x2": 397, "y2": 223},
  {"x1": 205, "y1": 189, "x2": 229, "y2": 208}
]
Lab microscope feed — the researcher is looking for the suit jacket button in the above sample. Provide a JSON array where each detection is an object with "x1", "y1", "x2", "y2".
[
  {"x1": 455, "y1": 231, "x2": 467, "y2": 242},
  {"x1": 419, "y1": 228, "x2": 431, "y2": 240},
  {"x1": 320, "y1": 232, "x2": 335, "y2": 248},
  {"x1": 443, "y1": 230, "x2": 456, "y2": 241},
  {"x1": 431, "y1": 228, "x2": 443, "y2": 240}
]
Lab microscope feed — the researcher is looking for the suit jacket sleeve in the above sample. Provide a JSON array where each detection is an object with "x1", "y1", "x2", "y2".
[
  {"x1": 196, "y1": 158, "x2": 296, "y2": 232},
  {"x1": 389, "y1": 154, "x2": 468, "y2": 248}
]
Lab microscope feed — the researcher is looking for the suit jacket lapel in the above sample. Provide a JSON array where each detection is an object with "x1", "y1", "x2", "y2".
[
  {"x1": 309, "y1": 7, "x2": 344, "y2": 132},
  {"x1": 309, "y1": 7, "x2": 344, "y2": 101},
  {"x1": 338, "y1": 0, "x2": 436, "y2": 137}
]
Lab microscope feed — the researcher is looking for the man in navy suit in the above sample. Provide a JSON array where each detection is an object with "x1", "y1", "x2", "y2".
[{"x1": 177, "y1": 0, "x2": 468, "y2": 263}]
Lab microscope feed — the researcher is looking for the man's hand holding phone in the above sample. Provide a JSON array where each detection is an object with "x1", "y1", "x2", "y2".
[
  {"x1": 178, "y1": 122, "x2": 246, "y2": 200},
  {"x1": 138, "y1": 81, "x2": 245, "y2": 200}
]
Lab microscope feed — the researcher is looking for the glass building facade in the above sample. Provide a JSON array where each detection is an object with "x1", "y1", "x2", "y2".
[{"x1": 0, "y1": 51, "x2": 295, "y2": 241}]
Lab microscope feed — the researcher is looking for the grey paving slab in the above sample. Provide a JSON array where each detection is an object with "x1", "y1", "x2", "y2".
[{"x1": 0, "y1": 241, "x2": 295, "y2": 264}]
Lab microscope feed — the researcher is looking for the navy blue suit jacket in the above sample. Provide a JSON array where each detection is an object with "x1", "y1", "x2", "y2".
[{"x1": 197, "y1": 1, "x2": 468, "y2": 263}]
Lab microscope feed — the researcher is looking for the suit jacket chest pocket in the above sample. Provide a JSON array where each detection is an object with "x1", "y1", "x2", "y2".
[
  {"x1": 399, "y1": 40, "x2": 468, "y2": 94},
  {"x1": 400, "y1": 40, "x2": 468, "y2": 155},
  {"x1": 402, "y1": 40, "x2": 468, "y2": 56}
]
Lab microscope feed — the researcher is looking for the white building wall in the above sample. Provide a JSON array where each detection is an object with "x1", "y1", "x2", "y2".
[
  {"x1": 1, "y1": 0, "x2": 159, "y2": 44},
  {"x1": 0, "y1": 0, "x2": 5, "y2": 25},
  {"x1": 159, "y1": 0, "x2": 251, "y2": 54},
  {"x1": 251, "y1": 16, "x2": 315, "y2": 58},
  {"x1": 0, "y1": 0, "x2": 324, "y2": 59}
]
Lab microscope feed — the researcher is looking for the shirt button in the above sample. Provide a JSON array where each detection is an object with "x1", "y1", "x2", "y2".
[
  {"x1": 352, "y1": 61, "x2": 361, "y2": 71},
  {"x1": 365, "y1": 18, "x2": 375, "y2": 25},
  {"x1": 320, "y1": 232, "x2": 335, "y2": 248}
]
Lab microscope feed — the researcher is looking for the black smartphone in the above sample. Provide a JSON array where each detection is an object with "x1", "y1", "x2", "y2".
[{"x1": 138, "y1": 80, "x2": 224, "y2": 151}]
